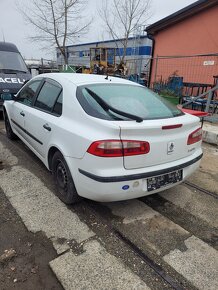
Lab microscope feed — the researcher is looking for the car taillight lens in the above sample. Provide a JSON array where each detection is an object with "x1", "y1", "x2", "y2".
[
  {"x1": 187, "y1": 128, "x2": 202, "y2": 145},
  {"x1": 87, "y1": 140, "x2": 150, "y2": 157}
]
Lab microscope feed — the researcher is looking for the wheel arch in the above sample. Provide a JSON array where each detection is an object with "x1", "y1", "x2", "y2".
[
  {"x1": 47, "y1": 144, "x2": 72, "y2": 171},
  {"x1": 2, "y1": 104, "x2": 12, "y2": 122},
  {"x1": 47, "y1": 146, "x2": 60, "y2": 170},
  {"x1": 48, "y1": 146, "x2": 80, "y2": 203}
]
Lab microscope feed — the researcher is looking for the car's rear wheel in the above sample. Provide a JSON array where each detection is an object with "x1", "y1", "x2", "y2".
[
  {"x1": 51, "y1": 151, "x2": 80, "y2": 204},
  {"x1": 4, "y1": 112, "x2": 17, "y2": 140}
]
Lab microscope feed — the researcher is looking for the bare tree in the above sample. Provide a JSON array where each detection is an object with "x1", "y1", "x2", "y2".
[
  {"x1": 100, "y1": 0, "x2": 152, "y2": 65},
  {"x1": 17, "y1": 0, "x2": 91, "y2": 64}
]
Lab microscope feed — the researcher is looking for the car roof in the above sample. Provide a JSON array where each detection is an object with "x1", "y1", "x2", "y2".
[{"x1": 35, "y1": 73, "x2": 139, "y2": 86}]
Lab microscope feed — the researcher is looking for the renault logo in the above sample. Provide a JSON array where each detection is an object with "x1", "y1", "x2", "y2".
[{"x1": 167, "y1": 142, "x2": 175, "y2": 154}]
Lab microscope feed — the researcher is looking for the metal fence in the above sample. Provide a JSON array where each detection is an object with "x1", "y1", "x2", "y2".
[
  {"x1": 125, "y1": 57, "x2": 151, "y2": 78},
  {"x1": 150, "y1": 53, "x2": 218, "y2": 88}
]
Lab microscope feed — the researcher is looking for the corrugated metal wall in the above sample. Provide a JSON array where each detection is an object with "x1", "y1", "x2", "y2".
[{"x1": 57, "y1": 37, "x2": 152, "y2": 75}]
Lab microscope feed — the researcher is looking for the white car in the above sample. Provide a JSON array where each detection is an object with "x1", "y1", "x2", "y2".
[{"x1": 3, "y1": 73, "x2": 203, "y2": 204}]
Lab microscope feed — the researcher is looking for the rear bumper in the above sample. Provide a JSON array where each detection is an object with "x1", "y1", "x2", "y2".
[
  {"x1": 79, "y1": 153, "x2": 203, "y2": 183},
  {"x1": 72, "y1": 152, "x2": 203, "y2": 202}
]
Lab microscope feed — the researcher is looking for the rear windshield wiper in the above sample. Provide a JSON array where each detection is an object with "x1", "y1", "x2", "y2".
[{"x1": 85, "y1": 88, "x2": 143, "y2": 123}]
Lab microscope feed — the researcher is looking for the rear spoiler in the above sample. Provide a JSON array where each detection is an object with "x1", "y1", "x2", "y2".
[
  {"x1": 178, "y1": 106, "x2": 208, "y2": 127},
  {"x1": 180, "y1": 108, "x2": 209, "y2": 117}
]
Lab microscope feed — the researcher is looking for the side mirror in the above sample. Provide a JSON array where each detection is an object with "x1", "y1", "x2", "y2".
[{"x1": 1, "y1": 93, "x2": 15, "y2": 101}]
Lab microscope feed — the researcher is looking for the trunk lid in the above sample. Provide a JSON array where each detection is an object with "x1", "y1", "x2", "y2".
[{"x1": 115, "y1": 114, "x2": 201, "y2": 170}]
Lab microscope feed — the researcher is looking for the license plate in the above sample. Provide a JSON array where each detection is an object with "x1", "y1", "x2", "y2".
[{"x1": 147, "y1": 169, "x2": 183, "y2": 192}]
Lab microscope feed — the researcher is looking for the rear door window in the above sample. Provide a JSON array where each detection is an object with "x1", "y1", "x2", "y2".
[{"x1": 34, "y1": 80, "x2": 62, "y2": 115}]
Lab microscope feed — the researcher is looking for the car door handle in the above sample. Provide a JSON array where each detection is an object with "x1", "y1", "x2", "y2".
[
  {"x1": 43, "y1": 124, "x2": 51, "y2": 132},
  {"x1": 20, "y1": 111, "x2": 25, "y2": 117}
]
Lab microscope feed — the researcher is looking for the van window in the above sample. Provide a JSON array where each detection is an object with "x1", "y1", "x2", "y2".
[{"x1": 0, "y1": 51, "x2": 28, "y2": 72}]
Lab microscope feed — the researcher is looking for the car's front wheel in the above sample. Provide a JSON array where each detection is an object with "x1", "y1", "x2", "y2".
[
  {"x1": 51, "y1": 151, "x2": 80, "y2": 204},
  {"x1": 4, "y1": 112, "x2": 17, "y2": 140}
]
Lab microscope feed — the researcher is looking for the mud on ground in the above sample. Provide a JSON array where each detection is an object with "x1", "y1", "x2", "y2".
[{"x1": 0, "y1": 188, "x2": 63, "y2": 290}]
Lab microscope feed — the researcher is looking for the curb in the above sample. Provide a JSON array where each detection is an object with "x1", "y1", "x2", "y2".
[{"x1": 202, "y1": 124, "x2": 218, "y2": 146}]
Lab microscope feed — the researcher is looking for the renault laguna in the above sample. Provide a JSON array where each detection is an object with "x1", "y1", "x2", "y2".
[{"x1": 3, "y1": 73, "x2": 203, "y2": 204}]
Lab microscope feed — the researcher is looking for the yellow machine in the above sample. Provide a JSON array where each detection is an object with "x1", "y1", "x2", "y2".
[{"x1": 89, "y1": 47, "x2": 116, "y2": 75}]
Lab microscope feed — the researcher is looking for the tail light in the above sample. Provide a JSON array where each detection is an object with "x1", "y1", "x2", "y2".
[
  {"x1": 87, "y1": 140, "x2": 150, "y2": 157},
  {"x1": 187, "y1": 128, "x2": 202, "y2": 145}
]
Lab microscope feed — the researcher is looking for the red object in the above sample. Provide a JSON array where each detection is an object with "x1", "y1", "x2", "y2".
[
  {"x1": 162, "y1": 124, "x2": 183, "y2": 130},
  {"x1": 187, "y1": 128, "x2": 202, "y2": 145},
  {"x1": 87, "y1": 140, "x2": 150, "y2": 157},
  {"x1": 180, "y1": 108, "x2": 209, "y2": 117}
]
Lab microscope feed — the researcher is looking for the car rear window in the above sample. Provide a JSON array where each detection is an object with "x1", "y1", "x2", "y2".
[{"x1": 76, "y1": 84, "x2": 183, "y2": 121}]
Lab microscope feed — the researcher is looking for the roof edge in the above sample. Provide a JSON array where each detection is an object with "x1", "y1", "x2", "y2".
[
  {"x1": 62, "y1": 35, "x2": 148, "y2": 49},
  {"x1": 146, "y1": 0, "x2": 218, "y2": 35}
]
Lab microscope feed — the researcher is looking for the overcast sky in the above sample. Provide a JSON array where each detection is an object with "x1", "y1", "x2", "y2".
[{"x1": 0, "y1": 0, "x2": 197, "y2": 60}]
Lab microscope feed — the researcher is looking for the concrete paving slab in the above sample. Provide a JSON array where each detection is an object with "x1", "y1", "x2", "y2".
[
  {"x1": 160, "y1": 184, "x2": 218, "y2": 228},
  {"x1": 163, "y1": 236, "x2": 218, "y2": 290},
  {"x1": 106, "y1": 200, "x2": 157, "y2": 225},
  {"x1": 50, "y1": 240, "x2": 150, "y2": 290},
  {"x1": 51, "y1": 238, "x2": 71, "y2": 255},
  {"x1": 203, "y1": 122, "x2": 218, "y2": 145},
  {"x1": 0, "y1": 166, "x2": 46, "y2": 197},
  {"x1": 106, "y1": 200, "x2": 190, "y2": 256},
  {"x1": 188, "y1": 143, "x2": 218, "y2": 194},
  {"x1": 1, "y1": 164, "x2": 95, "y2": 252},
  {"x1": 8, "y1": 186, "x2": 94, "y2": 243}
]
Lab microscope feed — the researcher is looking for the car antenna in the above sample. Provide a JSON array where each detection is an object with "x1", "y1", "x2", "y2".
[{"x1": 105, "y1": 74, "x2": 109, "y2": 80}]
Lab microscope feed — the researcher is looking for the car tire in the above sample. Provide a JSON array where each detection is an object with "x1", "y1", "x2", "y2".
[
  {"x1": 51, "y1": 151, "x2": 80, "y2": 204},
  {"x1": 4, "y1": 112, "x2": 17, "y2": 140}
]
